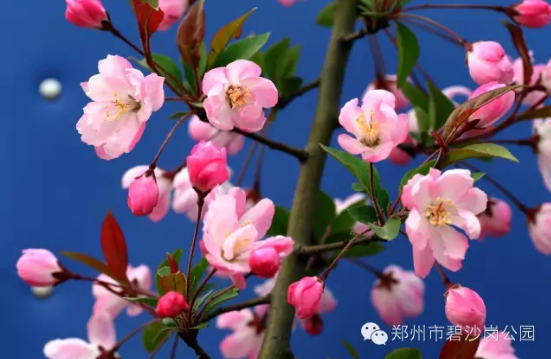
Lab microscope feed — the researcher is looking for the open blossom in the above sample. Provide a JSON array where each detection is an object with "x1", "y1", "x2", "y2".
[
  {"x1": 371, "y1": 265, "x2": 424, "y2": 326},
  {"x1": 202, "y1": 186, "x2": 294, "y2": 289},
  {"x1": 44, "y1": 312, "x2": 116, "y2": 359},
  {"x1": 288, "y1": 276, "x2": 324, "y2": 319},
  {"x1": 188, "y1": 115, "x2": 244, "y2": 155},
  {"x1": 65, "y1": 0, "x2": 107, "y2": 29},
  {"x1": 512, "y1": 57, "x2": 547, "y2": 106},
  {"x1": 93, "y1": 265, "x2": 151, "y2": 318},
  {"x1": 478, "y1": 198, "x2": 512, "y2": 239},
  {"x1": 467, "y1": 82, "x2": 515, "y2": 128},
  {"x1": 334, "y1": 194, "x2": 374, "y2": 237},
  {"x1": 77, "y1": 55, "x2": 165, "y2": 160},
  {"x1": 338, "y1": 90, "x2": 409, "y2": 163},
  {"x1": 203, "y1": 60, "x2": 278, "y2": 133},
  {"x1": 122, "y1": 166, "x2": 172, "y2": 222},
  {"x1": 402, "y1": 169, "x2": 487, "y2": 278},
  {"x1": 16, "y1": 249, "x2": 62, "y2": 287},
  {"x1": 365, "y1": 75, "x2": 409, "y2": 110},
  {"x1": 534, "y1": 119, "x2": 551, "y2": 192},
  {"x1": 445, "y1": 285, "x2": 486, "y2": 333},
  {"x1": 217, "y1": 307, "x2": 266, "y2": 359},
  {"x1": 528, "y1": 204, "x2": 551, "y2": 254},
  {"x1": 187, "y1": 141, "x2": 230, "y2": 193},
  {"x1": 475, "y1": 331, "x2": 518, "y2": 359},
  {"x1": 513, "y1": 0, "x2": 551, "y2": 28},
  {"x1": 467, "y1": 41, "x2": 514, "y2": 85},
  {"x1": 158, "y1": 0, "x2": 188, "y2": 31}
]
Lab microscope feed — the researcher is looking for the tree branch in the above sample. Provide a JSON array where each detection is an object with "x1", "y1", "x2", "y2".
[
  {"x1": 275, "y1": 79, "x2": 321, "y2": 109},
  {"x1": 202, "y1": 295, "x2": 271, "y2": 322},
  {"x1": 296, "y1": 235, "x2": 384, "y2": 255},
  {"x1": 256, "y1": 1, "x2": 358, "y2": 358}
]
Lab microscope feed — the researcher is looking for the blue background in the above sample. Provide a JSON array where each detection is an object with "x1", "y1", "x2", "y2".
[{"x1": 4, "y1": 0, "x2": 550, "y2": 357}]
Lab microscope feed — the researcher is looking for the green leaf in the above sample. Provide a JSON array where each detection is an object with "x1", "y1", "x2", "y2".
[
  {"x1": 348, "y1": 205, "x2": 377, "y2": 225},
  {"x1": 142, "y1": 322, "x2": 173, "y2": 352},
  {"x1": 330, "y1": 198, "x2": 366, "y2": 234},
  {"x1": 282, "y1": 77, "x2": 303, "y2": 97},
  {"x1": 415, "y1": 106, "x2": 430, "y2": 134},
  {"x1": 369, "y1": 218, "x2": 401, "y2": 240},
  {"x1": 377, "y1": 188, "x2": 390, "y2": 215},
  {"x1": 396, "y1": 23, "x2": 420, "y2": 87},
  {"x1": 385, "y1": 348, "x2": 423, "y2": 359},
  {"x1": 344, "y1": 242, "x2": 386, "y2": 258},
  {"x1": 151, "y1": 54, "x2": 184, "y2": 91},
  {"x1": 282, "y1": 46, "x2": 301, "y2": 78},
  {"x1": 199, "y1": 282, "x2": 218, "y2": 295},
  {"x1": 441, "y1": 143, "x2": 519, "y2": 168},
  {"x1": 249, "y1": 51, "x2": 265, "y2": 68},
  {"x1": 140, "y1": 0, "x2": 159, "y2": 9},
  {"x1": 169, "y1": 111, "x2": 190, "y2": 120},
  {"x1": 123, "y1": 297, "x2": 158, "y2": 307},
  {"x1": 341, "y1": 339, "x2": 360, "y2": 359},
  {"x1": 351, "y1": 182, "x2": 364, "y2": 192},
  {"x1": 471, "y1": 172, "x2": 485, "y2": 181},
  {"x1": 198, "y1": 42, "x2": 208, "y2": 77},
  {"x1": 155, "y1": 249, "x2": 183, "y2": 294},
  {"x1": 159, "y1": 271, "x2": 186, "y2": 295},
  {"x1": 427, "y1": 81, "x2": 455, "y2": 131},
  {"x1": 314, "y1": 191, "x2": 337, "y2": 241},
  {"x1": 213, "y1": 33, "x2": 270, "y2": 68},
  {"x1": 401, "y1": 82, "x2": 429, "y2": 111},
  {"x1": 398, "y1": 160, "x2": 436, "y2": 191},
  {"x1": 203, "y1": 288, "x2": 240, "y2": 315},
  {"x1": 193, "y1": 289, "x2": 214, "y2": 310},
  {"x1": 515, "y1": 105, "x2": 551, "y2": 121},
  {"x1": 190, "y1": 322, "x2": 210, "y2": 330},
  {"x1": 264, "y1": 38, "x2": 291, "y2": 86},
  {"x1": 190, "y1": 258, "x2": 210, "y2": 293},
  {"x1": 267, "y1": 206, "x2": 290, "y2": 236},
  {"x1": 321, "y1": 145, "x2": 380, "y2": 196},
  {"x1": 316, "y1": 2, "x2": 336, "y2": 28},
  {"x1": 162, "y1": 318, "x2": 176, "y2": 327}
]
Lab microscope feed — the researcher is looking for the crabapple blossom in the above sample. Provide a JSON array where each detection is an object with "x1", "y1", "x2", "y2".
[
  {"x1": 127, "y1": 172, "x2": 159, "y2": 216},
  {"x1": 44, "y1": 312, "x2": 116, "y2": 359},
  {"x1": 156, "y1": 291, "x2": 189, "y2": 317},
  {"x1": 365, "y1": 75, "x2": 409, "y2": 110},
  {"x1": 77, "y1": 55, "x2": 164, "y2": 160},
  {"x1": 467, "y1": 41, "x2": 514, "y2": 85},
  {"x1": 202, "y1": 60, "x2": 278, "y2": 133},
  {"x1": 338, "y1": 90, "x2": 409, "y2": 162},
  {"x1": 513, "y1": 0, "x2": 551, "y2": 28},
  {"x1": 371, "y1": 265, "x2": 425, "y2": 326},
  {"x1": 528, "y1": 203, "x2": 551, "y2": 254},
  {"x1": 202, "y1": 186, "x2": 293, "y2": 288},
  {"x1": 533, "y1": 119, "x2": 551, "y2": 192},
  {"x1": 445, "y1": 285, "x2": 486, "y2": 333},
  {"x1": 512, "y1": 57, "x2": 547, "y2": 106},
  {"x1": 16, "y1": 249, "x2": 62, "y2": 287},
  {"x1": 158, "y1": 0, "x2": 188, "y2": 31},
  {"x1": 217, "y1": 307, "x2": 266, "y2": 359},
  {"x1": 287, "y1": 276, "x2": 324, "y2": 319},
  {"x1": 93, "y1": 265, "x2": 151, "y2": 318},
  {"x1": 477, "y1": 198, "x2": 512, "y2": 239},
  {"x1": 402, "y1": 168, "x2": 487, "y2": 278},
  {"x1": 467, "y1": 82, "x2": 515, "y2": 128},
  {"x1": 188, "y1": 115, "x2": 244, "y2": 155},
  {"x1": 334, "y1": 193, "x2": 374, "y2": 236},
  {"x1": 65, "y1": 0, "x2": 107, "y2": 29},
  {"x1": 187, "y1": 141, "x2": 230, "y2": 193},
  {"x1": 475, "y1": 331, "x2": 518, "y2": 359}
]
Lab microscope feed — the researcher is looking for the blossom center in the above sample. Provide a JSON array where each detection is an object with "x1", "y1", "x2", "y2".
[
  {"x1": 106, "y1": 93, "x2": 141, "y2": 121},
  {"x1": 356, "y1": 112, "x2": 380, "y2": 147},
  {"x1": 425, "y1": 197, "x2": 454, "y2": 226},
  {"x1": 226, "y1": 85, "x2": 252, "y2": 110},
  {"x1": 222, "y1": 236, "x2": 251, "y2": 261}
]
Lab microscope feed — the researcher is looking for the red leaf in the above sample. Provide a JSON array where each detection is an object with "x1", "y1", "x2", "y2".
[
  {"x1": 101, "y1": 211, "x2": 129, "y2": 284},
  {"x1": 440, "y1": 333, "x2": 481, "y2": 359},
  {"x1": 134, "y1": 0, "x2": 164, "y2": 52},
  {"x1": 503, "y1": 21, "x2": 533, "y2": 86},
  {"x1": 160, "y1": 271, "x2": 187, "y2": 295},
  {"x1": 60, "y1": 251, "x2": 125, "y2": 282},
  {"x1": 177, "y1": 0, "x2": 206, "y2": 66}
]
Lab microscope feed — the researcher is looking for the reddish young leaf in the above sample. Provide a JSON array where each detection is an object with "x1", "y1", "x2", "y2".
[
  {"x1": 440, "y1": 334, "x2": 481, "y2": 359},
  {"x1": 133, "y1": 0, "x2": 164, "y2": 52},
  {"x1": 60, "y1": 251, "x2": 124, "y2": 282},
  {"x1": 101, "y1": 211, "x2": 130, "y2": 284},
  {"x1": 160, "y1": 271, "x2": 186, "y2": 295},
  {"x1": 503, "y1": 21, "x2": 532, "y2": 86},
  {"x1": 177, "y1": 0, "x2": 206, "y2": 66}
]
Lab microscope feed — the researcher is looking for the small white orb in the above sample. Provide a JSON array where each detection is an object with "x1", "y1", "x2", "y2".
[
  {"x1": 39, "y1": 78, "x2": 62, "y2": 100},
  {"x1": 31, "y1": 286, "x2": 54, "y2": 299}
]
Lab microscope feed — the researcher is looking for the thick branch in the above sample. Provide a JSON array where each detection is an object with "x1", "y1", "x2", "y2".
[
  {"x1": 257, "y1": 1, "x2": 358, "y2": 358},
  {"x1": 202, "y1": 295, "x2": 271, "y2": 322}
]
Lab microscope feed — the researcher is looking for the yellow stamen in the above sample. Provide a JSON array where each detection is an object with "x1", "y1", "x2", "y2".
[
  {"x1": 226, "y1": 86, "x2": 252, "y2": 110},
  {"x1": 106, "y1": 93, "x2": 140, "y2": 121},
  {"x1": 425, "y1": 197, "x2": 454, "y2": 226},
  {"x1": 356, "y1": 111, "x2": 379, "y2": 147}
]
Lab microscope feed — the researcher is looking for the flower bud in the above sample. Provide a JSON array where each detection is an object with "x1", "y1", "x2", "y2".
[
  {"x1": 127, "y1": 172, "x2": 159, "y2": 216},
  {"x1": 158, "y1": 0, "x2": 188, "y2": 31},
  {"x1": 287, "y1": 276, "x2": 324, "y2": 319},
  {"x1": 187, "y1": 141, "x2": 229, "y2": 193},
  {"x1": 468, "y1": 82, "x2": 515, "y2": 128},
  {"x1": 16, "y1": 249, "x2": 62, "y2": 287},
  {"x1": 303, "y1": 314, "x2": 324, "y2": 335},
  {"x1": 445, "y1": 285, "x2": 486, "y2": 333},
  {"x1": 156, "y1": 291, "x2": 189, "y2": 317},
  {"x1": 478, "y1": 198, "x2": 512, "y2": 239},
  {"x1": 513, "y1": 0, "x2": 551, "y2": 28},
  {"x1": 467, "y1": 41, "x2": 514, "y2": 85},
  {"x1": 249, "y1": 247, "x2": 280, "y2": 278},
  {"x1": 65, "y1": 0, "x2": 108, "y2": 29},
  {"x1": 528, "y1": 203, "x2": 551, "y2": 254}
]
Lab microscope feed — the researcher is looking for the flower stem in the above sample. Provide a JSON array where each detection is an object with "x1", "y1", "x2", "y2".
[
  {"x1": 111, "y1": 319, "x2": 159, "y2": 352},
  {"x1": 402, "y1": 4, "x2": 507, "y2": 13},
  {"x1": 169, "y1": 333, "x2": 179, "y2": 359},
  {"x1": 186, "y1": 193, "x2": 206, "y2": 301},
  {"x1": 346, "y1": 258, "x2": 385, "y2": 278},
  {"x1": 150, "y1": 113, "x2": 192, "y2": 168},
  {"x1": 395, "y1": 13, "x2": 470, "y2": 49},
  {"x1": 190, "y1": 268, "x2": 217, "y2": 309},
  {"x1": 370, "y1": 163, "x2": 385, "y2": 224},
  {"x1": 235, "y1": 142, "x2": 258, "y2": 187},
  {"x1": 434, "y1": 263, "x2": 453, "y2": 289},
  {"x1": 202, "y1": 295, "x2": 271, "y2": 322},
  {"x1": 319, "y1": 230, "x2": 369, "y2": 281}
]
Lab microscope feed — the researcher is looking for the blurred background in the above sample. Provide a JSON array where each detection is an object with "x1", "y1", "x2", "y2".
[{"x1": 4, "y1": 0, "x2": 550, "y2": 357}]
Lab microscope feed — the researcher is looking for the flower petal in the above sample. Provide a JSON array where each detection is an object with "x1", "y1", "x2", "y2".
[{"x1": 87, "y1": 312, "x2": 116, "y2": 349}]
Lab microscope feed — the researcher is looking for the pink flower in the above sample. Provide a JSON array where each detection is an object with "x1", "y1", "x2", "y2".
[
  {"x1": 338, "y1": 90, "x2": 409, "y2": 163},
  {"x1": 445, "y1": 285, "x2": 486, "y2": 333},
  {"x1": 334, "y1": 194, "x2": 374, "y2": 236},
  {"x1": 189, "y1": 115, "x2": 245, "y2": 155},
  {"x1": 528, "y1": 204, "x2": 551, "y2": 254},
  {"x1": 442, "y1": 85, "x2": 473, "y2": 101},
  {"x1": 249, "y1": 246, "x2": 280, "y2": 278},
  {"x1": 475, "y1": 331, "x2": 518, "y2": 359},
  {"x1": 287, "y1": 276, "x2": 324, "y2": 319},
  {"x1": 187, "y1": 141, "x2": 230, "y2": 193},
  {"x1": 77, "y1": 55, "x2": 165, "y2": 160},
  {"x1": 16, "y1": 249, "x2": 62, "y2": 287},
  {"x1": 156, "y1": 291, "x2": 189, "y2": 317},
  {"x1": 202, "y1": 186, "x2": 293, "y2": 288},
  {"x1": 478, "y1": 198, "x2": 512, "y2": 239},
  {"x1": 467, "y1": 41, "x2": 514, "y2": 85},
  {"x1": 217, "y1": 307, "x2": 265, "y2": 359},
  {"x1": 158, "y1": 0, "x2": 188, "y2": 31},
  {"x1": 127, "y1": 171, "x2": 159, "y2": 216},
  {"x1": 512, "y1": 57, "x2": 547, "y2": 106},
  {"x1": 122, "y1": 166, "x2": 172, "y2": 222},
  {"x1": 514, "y1": 0, "x2": 551, "y2": 28},
  {"x1": 44, "y1": 312, "x2": 116, "y2": 359},
  {"x1": 92, "y1": 265, "x2": 151, "y2": 318},
  {"x1": 467, "y1": 82, "x2": 515, "y2": 128},
  {"x1": 402, "y1": 168, "x2": 488, "y2": 278},
  {"x1": 365, "y1": 75, "x2": 409, "y2": 110},
  {"x1": 278, "y1": 0, "x2": 307, "y2": 7},
  {"x1": 202, "y1": 60, "x2": 278, "y2": 133},
  {"x1": 543, "y1": 58, "x2": 551, "y2": 90},
  {"x1": 534, "y1": 119, "x2": 551, "y2": 192},
  {"x1": 65, "y1": 0, "x2": 107, "y2": 29},
  {"x1": 371, "y1": 265, "x2": 425, "y2": 326}
]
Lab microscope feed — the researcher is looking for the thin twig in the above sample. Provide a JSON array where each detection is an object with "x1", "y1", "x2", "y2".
[
  {"x1": 111, "y1": 319, "x2": 159, "y2": 352},
  {"x1": 186, "y1": 194, "x2": 206, "y2": 301},
  {"x1": 346, "y1": 258, "x2": 385, "y2": 278},
  {"x1": 342, "y1": 29, "x2": 367, "y2": 42},
  {"x1": 370, "y1": 163, "x2": 384, "y2": 225},
  {"x1": 202, "y1": 295, "x2": 271, "y2": 322},
  {"x1": 169, "y1": 333, "x2": 179, "y2": 359},
  {"x1": 190, "y1": 268, "x2": 217, "y2": 308},
  {"x1": 275, "y1": 79, "x2": 321, "y2": 109},
  {"x1": 395, "y1": 13, "x2": 469, "y2": 49},
  {"x1": 151, "y1": 113, "x2": 193, "y2": 168},
  {"x1": 402, "y1": 4, "x2": 507, "y2": 13},
  {"x1": 235, "y1": 142, "x2": 258, "y2": 187},
  {"x1": 319, "y1": 230, "x2": 369, "y2": 280},
  {"x1": 296, "y1": 235, "x2": 380, "y2": 255}
]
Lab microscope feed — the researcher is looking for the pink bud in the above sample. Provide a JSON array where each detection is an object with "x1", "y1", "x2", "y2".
[
  {"x1": 16, "y1": 249, "x2": 62, "y2": 287},
  {"x1": 156, "y1": 291, "x2": 189, "y2": 317},
  {"x1": 65, "y1": 0, "x2": 107, "y2": 29},
  {"x1": 303, "y1": 314, "x2": 323, "y2": 335},
  {"x1": 127, "y1": 172, "x2": 159, "y2": 216},
  {"x1": 445, "y1": 286, "x2": 486, "y2": 333},
  {"x1": 514, "y1": 0, "x2": 551, "y2": 28},
  {"x1": 158, "y1": 0, "x2": 189, "y2": 31},
  {"x1": 468, "y1": 82, "x2": 515, "y2": 127},
  {"x1": 467, "y1": 41, "x2": 514, "y2": 85},
  {"x1": 187, "y1": 141, "x2": 229, "y2": 193},
  {"x1": 528, "y1": 203, "x2": 551, "y2": 254},
  {"x1": 366, "y1": 75, "x2": 409, "y2": 110},
  {"x1": 388, "y1": 147, "x2": 411, "y2": 166},
  {"x1": 249, "y1": 247, "x2": 280, "y2": 278},
  {"x1": 287, "y1": 276, "x2": 324, "y2": 319},
  {"x1": 478, "y1": 198, "x2": 512, "y2": 239}
]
